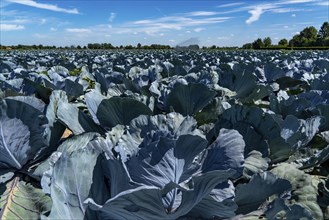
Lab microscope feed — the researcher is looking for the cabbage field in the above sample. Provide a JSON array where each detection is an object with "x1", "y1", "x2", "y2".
[{"x1": 0, "y1": 49, "x2": 329, "y2": 220}]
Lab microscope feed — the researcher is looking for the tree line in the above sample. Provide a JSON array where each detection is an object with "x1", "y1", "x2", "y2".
[
  {"x1": 242, "y1": 22, "x2": 329, "y2": 49},
  {"x1": 86, "y1": 43, "x2": 172, "y2": 50},
  {"x1": 0, "y1": 43, "x2": 172, "y2": 50}
]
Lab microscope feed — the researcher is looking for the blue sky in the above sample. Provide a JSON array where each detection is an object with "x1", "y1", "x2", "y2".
[{"x1": 0, "y1": 0, "x2": 328, "y2": 46}]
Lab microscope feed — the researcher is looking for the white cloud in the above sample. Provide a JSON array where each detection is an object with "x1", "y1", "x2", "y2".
[
  {"x1": 0, "y1": 19, "x2": 30, "y2": 24},
  {"x1": 279, "y1": 0, "x2": 316, "y2": 4},
  {"x1": 245, "y1": 0, "x2": 314, "y2": 24},
  {"x1": 284, "y1": 25, "x2": 289, "y2": 28},
  {"x1": 217, "y1": 36, "x2": 229, "y2": 40},
  {"x1": 0, "y1": 23, "x2": 25, "y2": 31},
  {"x1": 109, "y1": 12, "x2": 116, "y2": 22},
  {"x1": 271, "y1": 8, "x2": 301, "y2": 13},
  {"x1": 292, "y1": 13, "x2": 296, "y2": 16},
  {"x1": 217, "y1": 2, "x2": 245, "y2": 8},
  {"x1": 121, "y1": 15, "x2": 230, "y2": 35},
  {"x1": 6, "y1": 0, "x2": 79, "y2": 14},
  {"x1": 66, "y1": 28, "x2": 91, "y2": 33},
  {"x1": 314, "y1": 1, "x2": 329, "y2": 6},
  {"x1": 246, "y1": 6, "x2": 266, "y2": 24},
  {"x1": 194, "y1": 27, "x2": 205, "y2": 32},
  {"x1": 50, "y1": 27, "x2": 57, "y2": 31},
  {"x1": 169, "y1": 39, "x2": 176, "y2": 42},
  {"x1": 185, "y1": 11, "x2": 218, "y2": 16},
  {"x1": 185, "y1": 30, "x2": 191, "y2": 34}
]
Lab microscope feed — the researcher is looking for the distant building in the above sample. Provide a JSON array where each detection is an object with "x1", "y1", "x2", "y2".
[{"x1": 175, "y1": 37, "x2": 200, "y2": 50}]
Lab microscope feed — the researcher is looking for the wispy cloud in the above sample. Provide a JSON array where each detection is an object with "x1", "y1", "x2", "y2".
[
  {"x1": 66, "y1": 28, "x2": 91, "y2": 33},
  {"x1": 60, "y1": 10, "x2": 231, "y2": 40},
  {"x1": 314, "y1": 1, "x2": 329, "y2": 6},
  {"x1": 40, "y1": 18, "x2": 47, "y2": 24},
  {"x1": 0, "y1": 19, "x2": 30, "y2": 24},
  {"x1": 122, "y1": 14, "x2": 230, "y2": 35},
  {"x1": 0, "y1": 23, "x2": 25, "y2": 31},
  {"x1": 244, "y1": 0, "x2": 315, "y2": 24},
  {"x1": 271, "y1": 8, "x2": 303, "y2": 13},
  {"x1": 185, "y1": 11, "x2": 218, "y2": 16},
  {"x1": 0, "y1": 9, "x2": 20, "y2": 17},
  {"x1": 6, "y1": 0, "x2": 79, "y2": 14},
  {"x1": 217, "y1": 2, "x2": 245, "y2": 8},
  {"x1": 194, "y1": 27, "x2": 205, "y2": 32},
  {"x1": 109, "y1": 12, "x2": 116, "y2": 22},
  {"x1": 278, "y1": 0, "x2": 317, "y2": 5},
  {"x1": 217, "y1": 36, "x2": 229, "y2": 40}
]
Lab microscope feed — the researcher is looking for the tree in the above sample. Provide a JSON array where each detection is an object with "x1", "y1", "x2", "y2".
[
  {"x1": 299, "y1": 26, "x2": 317, "y2": 46},
  {"x1": 124, "y1": 45, "x2": 133, "y2": 49},
  {"x1": 137, "y1": 43, "x2": 141, "y2": 48},
  {"x1": 263, "y1": 37, "x2": 272, "y2": 47},
  {"x1": 316, "y1": 22, "x2": 329, "y2": 46},
  {"x1": 318, "y1": 22, "x2": 329, "y2": 39},
  {"x1": 300, "y1": 26, "x2": 317, "y2": 39},
  {"x1": 242, "y1": 43, "x2": 252, "y2": 49},
  {"x1": 252, "y1": 38, "x2": 264, "y2": 49},
  {"x1": 289, "y1": 32, "x2": 311, "y2": 47},
  {"x1": 278, "y1": 38, "x2": 288, "y2": 46}
]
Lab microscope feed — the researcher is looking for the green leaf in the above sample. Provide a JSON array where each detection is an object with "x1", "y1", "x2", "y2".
[
  {"x1": 271, "y1": 163, "x2": 323, "y2": 219},
  {"x1": 317, "y1": 178, "x2": 329, "y2": 219},
  {"x1": 243, "y1": 150, "x2": 269, "y2": 179},
  {"x1": 0, "y1": 177, "x2": 52, "y2": 219}
]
